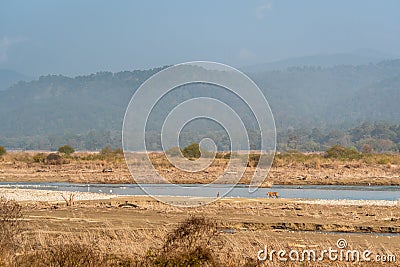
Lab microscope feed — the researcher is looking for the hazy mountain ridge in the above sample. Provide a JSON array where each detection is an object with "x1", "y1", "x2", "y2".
[
  {"x1": 0, "y1": 69, "x2": 33, "y2": 91},
  {"x1": 242, "y1": 50, "x2": 393, "y2": 73},
  {"x1": 0, "y1": 68, "x2": 165, "y2": 135},
  {"x1": 247, "y1": 60, "x2": 400, "y2": 127},
  {"x1": 0, "y1": 60, "x2": 400, "y2": 149}
]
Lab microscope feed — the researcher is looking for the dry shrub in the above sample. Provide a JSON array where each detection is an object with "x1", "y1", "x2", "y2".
[
  {"x1": 325, "y1": 145, "x2": 361, "y2": 160},
  {"x1": 0, "y1": 197, "x2": 23, "y2": 265},
  {"x1": 149, "y1": 153, "x2": 173, "y2": 169},
  {"x1": 5, "y1": 152, "x2": 34, "y2": 163},
  {"x1": 377, "y1": 157, "x2": 391, "y2": 165},
  {"x1": 146, "y1": 216, "x2": 221, "y2": 267},
  {"x1": 247, "y1": 154, "x2": 260, "y2": 167},
  {"x1": 17, "y1": 242, "x2": 106, "y2": 267},
  {"x1": 0, "y1": 146, "x2": 6, "y2": 157},
  {"x1": 0, "y1": 197, "x2": 23, "y2": 241},
  {"x1": 33, "y1": 153, "x2": 47, "y2": 163},
  {"x1": 61, "y1": 193, "x2": 75, "y2": 206},
  {"x1": 45, "y1": 153, "x2": 68, "y2": 165},
  {"x1": 361, "y1": 153, "x2": 400, "y2": 165},
  {"x1": 11, "y1": 216, "x2": 223, "y2": 267}
]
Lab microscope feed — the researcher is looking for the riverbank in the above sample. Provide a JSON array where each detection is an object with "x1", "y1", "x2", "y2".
[
  {"x1": 1, "y1": 187, "x2": 399, "y2": 206},
  {"x1": 1, "y1": 151, "x2": 400, "y2": 186},
  {"x1": 1, "y1": 188, "x2": 399, "y2": 266},
  {"x1": 296, "y1": 199, "x2": 399, "y2": 206},
  {"x1": 12, "y1": 193, "x2": 400, "y2": 266},
  {"x1": 0, "y1": 187, "x2": 114, "y2": 202},
  {"x1": 2, "y1": 187, "x2": 399, "y2": 235}
]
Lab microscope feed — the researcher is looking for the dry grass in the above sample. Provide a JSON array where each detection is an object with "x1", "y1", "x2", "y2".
[
  {"x1": 6, "y1": 221, "x2": 399, "y2": 267},
  {"x1": 1, "y1": 151, "x2": 400, "y2": 186},
  {"x1": 0, "y1": 197, "x2": 23, "y2": 266},
  {"x1": 0, "y1": 197, "x2": 399, "y2": 266}
]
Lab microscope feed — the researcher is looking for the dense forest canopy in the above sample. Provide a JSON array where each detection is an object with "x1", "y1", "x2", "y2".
[{"x1": 0, "y1": 60, "x2": 399, "y2": 151}]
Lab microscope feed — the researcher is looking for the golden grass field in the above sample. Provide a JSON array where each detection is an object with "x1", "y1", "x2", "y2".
[
  {"x1": 0, "y1": 195, "x2": 398, "y2": 266},
  {"x1": 0, "y1": 151, "x2": 400, "y2": 186}
]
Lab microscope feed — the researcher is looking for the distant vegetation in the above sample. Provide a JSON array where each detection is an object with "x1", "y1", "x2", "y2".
[
  {"x1": 46, "y1": 153, "x2": 67, "y2": 165},
  {"x1": 58, "y1": 145, "x2": 75, "y2": 155},
  {"x1": 325, "y1": 145, "x2": 361, "y2": 160},
  {"x1": 166, "y1": 144, "x2": 214, "y2": 160},
  {"x1": 1, "y1": 122, "x2": 400, "y2": 153},
  {"x1": 0, "y1": 146, "x2": 6, "y2": 156},
  {"x1": 182, "y1": 143, "x2": 202, "y2": 159},
  {"x1": 1, "y1": 60, "x2": 400, "y2": 151},
  {"x1": 276, "y1": 121, "x2": 400, "y2": 152},
  {"x1": 6, "y1": 146, "x2": 396, "y2": 167}
]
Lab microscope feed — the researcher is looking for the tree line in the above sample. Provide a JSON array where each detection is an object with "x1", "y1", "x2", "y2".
[{"x1": 1, "y1": 122, "x2": 399, "y2": 153}]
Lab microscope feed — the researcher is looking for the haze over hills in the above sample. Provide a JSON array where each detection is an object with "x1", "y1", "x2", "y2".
[
  {"x1": 0, "y1": 69, "x2": 33, "y2": 91},
  {"x1": 242, "y1": 50, "x2": 394, "y2": 73},
  {"x1": 0, "y1": 59, "x2": 400, "y2": 150},
  {"x1": 250, "y1": 59, "x2": 400, "y2": 127}
]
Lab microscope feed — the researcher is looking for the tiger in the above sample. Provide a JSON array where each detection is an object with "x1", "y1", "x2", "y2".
[{"x1": 267, "y1": 191, "x2": 279, "y2": 198}]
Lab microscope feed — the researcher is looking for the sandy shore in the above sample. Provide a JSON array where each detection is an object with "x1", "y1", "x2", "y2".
[
  {"x1": 1, "y1": 187, "x2": 399, "y2": 207},
  {"x1": 295, "y1": 199, "x2": 399, "y2": 206},
  {"x1": 0, "y1": 188, "x2": 114, "y2": 202}
]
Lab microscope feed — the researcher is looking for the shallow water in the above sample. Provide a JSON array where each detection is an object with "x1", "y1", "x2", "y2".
[{"x1": 0, "y1": 182, "x2": 399, "y2": 201}]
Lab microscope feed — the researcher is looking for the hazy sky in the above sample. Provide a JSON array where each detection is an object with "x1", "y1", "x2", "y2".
[{"x1": 1, "y1": 0, "x2": 400, "y2": 76}]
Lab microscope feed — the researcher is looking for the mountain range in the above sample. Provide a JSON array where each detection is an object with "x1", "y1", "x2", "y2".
[{"x1": 0, "y1": 57, "x2": 399, "y2": 150}]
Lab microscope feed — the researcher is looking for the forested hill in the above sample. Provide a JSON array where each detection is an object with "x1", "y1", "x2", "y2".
[
  {"x1": 250, "y1": 59, "x2": 400, "y2": 128},
  {"x1": 0, "y1": 60, "x2": 400, "y2": 150},
  {"x1": 0, "y1": 67, "x2": 166, "y2": 136}
]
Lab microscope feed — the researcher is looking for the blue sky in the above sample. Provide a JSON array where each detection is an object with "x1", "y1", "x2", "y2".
[{"x1": 1, "y1": 0, "x2": 399, "y2": 76}]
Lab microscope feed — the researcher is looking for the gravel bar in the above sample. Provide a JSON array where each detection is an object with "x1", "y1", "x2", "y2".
[
  {"x1": 0, "y1": 188, "x2": 114, "y2": 202},
  {"x1": 296, "y1": 199, "x2": 399, "y2": 206}
]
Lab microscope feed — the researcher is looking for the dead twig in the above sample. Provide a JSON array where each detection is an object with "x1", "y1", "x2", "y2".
[{"x1": 61, "y1": 193, "x2": 75, "y2": 206}]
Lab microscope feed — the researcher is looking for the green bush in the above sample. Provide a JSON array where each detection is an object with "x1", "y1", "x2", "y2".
[
  {"x1": 33, "y1": 153, "x2": 46, "y2": 163},
  {"x1": 182, "y1": 143, "x2": 201, "y2": 159},
  {"x1": 58, "y1": 145, "x2": 75, "y2": 155},
  {"x1": 0, "y1": 146, "x2": 6, "y2": 157},
  {"x1": 181, "y1": 143, "x2": 214, "y2": 159},
  {"x1": 325, "y1": 145, "x2": 360, "y2": 160},
  {"x1": 377, "y1": 157, "x2": 391, "y2": 165}
]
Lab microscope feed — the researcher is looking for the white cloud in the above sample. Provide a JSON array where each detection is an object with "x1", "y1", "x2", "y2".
[
  {"x1": 256, "y1": 2, "x2": 273, "y2": 20},
  {"x1": 0, "y1": 36, "x2": 27, "y2": 63}
]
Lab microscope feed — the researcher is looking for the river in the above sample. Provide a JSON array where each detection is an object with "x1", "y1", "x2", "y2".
[{"x1": 0, "y1": 182, "x2": 399, "y2": 201}]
